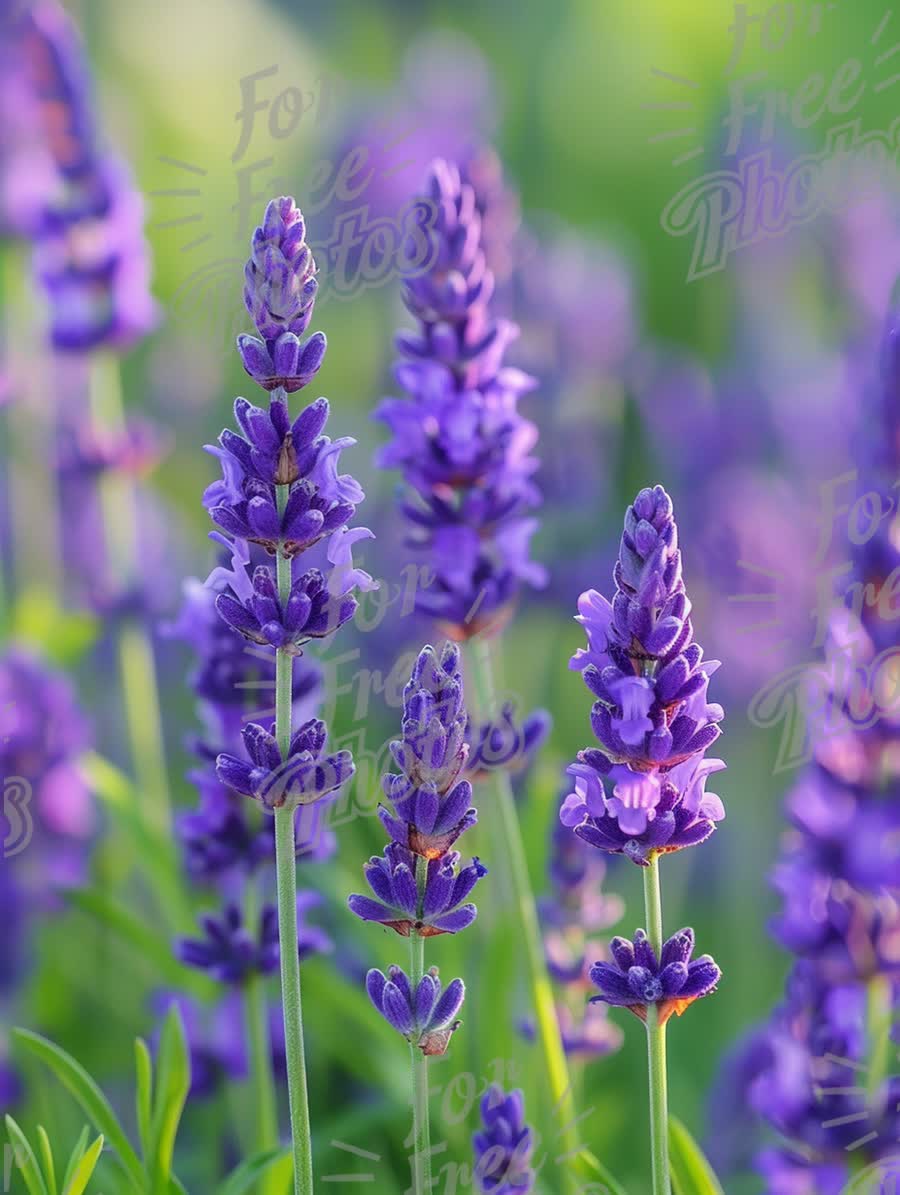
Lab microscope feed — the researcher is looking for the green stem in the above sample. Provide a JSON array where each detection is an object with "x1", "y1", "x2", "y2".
[
  {"x1": 243, "y1": 880, "x2": 280, "y2": 1188},
  {"x1": 643, "y1": 853, "x2": 671, "y2": 1195},
  {"x1": 274, "y1": 474, "x2": 314, "y2": 1195},
  {"x1": 463, "y1": 637, "x2": 580, "y2": 1190},
  {"x1": 89, "y1": 353, "x2": 172, "y2": 836},
  {"x1": 408, "y1": 859, "x2": 432, "y2": 1195}
]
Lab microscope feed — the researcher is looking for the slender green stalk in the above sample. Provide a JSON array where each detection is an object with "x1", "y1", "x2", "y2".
[
  {"x1": 643, "y1": 853, "x2": 671, "y2": 1195},
  {"x1": 273, "y1": 473, "x2": 315, "y2": 1195},
  {"x1": 463, "y1": 637, "x2": 580, "y2": 1191},
  {"x1": 407, "y1": 858, "x2": 433, "y2": 1195},
  {"x1": 89, "y1": 353, "x2": 172, "y2": 836},
  {"x1": 243, "y1": 879, "x2": 280, "y2": 1188}
]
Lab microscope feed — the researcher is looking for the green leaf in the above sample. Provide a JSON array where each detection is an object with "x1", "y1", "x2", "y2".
[
  {"x1": 135, "y1": 1039, "x2": 153, "y2": 1159},
  {"x1": 61, "y1": 1135, "x2": 104, "y2": 1195},
  {"x1": 60, "y1": 1127, "x2": 90, "y2": 1194},
  {"x1": 669, "y1": 1117, "x2": 725, "y2": 1195},
  {"x1": 11, "y1": 1028, "x2": 144, "y2": 1191},
  {"x1": 573, "y1": 1147, "x2": 631, "y2": 1195},
  {"x1": 148, "y1": 1006, "x2": 190, "y2": 1193},
  {"x1": 35, "y1": 1126, "x2": 57, "y2": 1195},
  {"x1": 4, "y1": 1116, "x2": 49, "y2": 1195},
  {"x1": 216, "y1": 1148, "x2": 293, "y2": 1195}
]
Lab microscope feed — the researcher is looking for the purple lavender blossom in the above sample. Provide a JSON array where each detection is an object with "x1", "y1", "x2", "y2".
[
  {"x1": 366, "y1": 965, "x2": 465, "y2": 1056},
  {"x1": 562, "y1": 485, "x2": 726, "y2": 865},
  {"x1": 216, "y1": 718, "x2": 354, "y2": 813},
  {"x1": 472, "y1": 1086, "x2": 535, "y2": 1195},
  {"x1": 152, "y1": 992, "x2": 248, "y2": 1099},
  {"x1": 714, "y1": 305, "x2": 900, "y2": 1190},
  {"x1": 177, "y1": 893, "x2": 331, "y2": 984},
  {"x1": 376, "y1": 643, "x2": 478, "y2": 858},
  {"x1": 589, "y1": 928, "x2": 721, "y2": 1026},
  {"x1": 465, "y1": 704, "x2": 550, "y2": 778},
  {"x1": 20, "y1": 1, "x2": 156, "y2": 350},
  {"x1": 237, "y1": 197, "x2": 325, "y2": 393},
  {"x1": 349, "y1": 843, "x2": 486, "y2": 937},
  {"x1": 375, "y1": 158, "x2": 545, "y2": 637}
]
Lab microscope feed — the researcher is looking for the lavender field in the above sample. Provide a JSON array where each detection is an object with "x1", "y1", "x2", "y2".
[{"x1": 0, "y1": 2, "x2": 898, "y2": 1193}]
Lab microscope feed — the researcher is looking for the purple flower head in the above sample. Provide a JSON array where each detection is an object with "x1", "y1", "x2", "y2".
[
  {"x1": 466, "y1": 703, "x2": 551, "y2": 778},
  {"x1": 238, "y1": 196, "x2": 324, "y2": 393},
  {"x1": 349, "y1": 842, "x2": 486, "y2": 937},
  {"x1": 589, "y1": 927, "x2": 721, "y2": 1025},
  {"x1": 560, "y1": 753, "x2": 726, "y2": 867},
  {"x1": 570, "y1": 485, "x2": 724, "y2": 773},
  {"x1": 176, "y1": 893, "x2": 330, "y2": 985},
  {"x1": 216, "y1": 718, "x2": 354, "y2": 812},
  {"x1": 375, "y1": 159, "x2": 545, "y2": 637},
  {"x1": 472, "y1": 1086, "x2": 535, "y2": 1195},
  {"x1": 378, "y1": 643, "x2": 479, "y2": 858},
  {"x1": 366, "y1": 964, "x2": 465, "y2": 1056},
  {"x1": 563, "y1": 486, "x2": 725, "y2": 860},
  {"x1": 21, "y1": 2, "x2": 156, "y2": 351},
  {"x1": 216, "y1": 564, "x2": 359, "y2": 654}
]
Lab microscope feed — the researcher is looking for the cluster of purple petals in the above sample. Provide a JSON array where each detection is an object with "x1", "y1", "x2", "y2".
[
  {"x1": 16, "y1": 1, "x2": 156, "y2": 350},
  {"x1": 375, "y1": 158, "x2": 546, "y2": 637},
  {"x1": 589, "y1": 928, "x2": 720, "y2": 1026},
  {"x1": 471, "y1": 1086, "x2": 535, "y2": 1195},
  {"x1": 351, "y1": 644, "x2": 481, "y2": 1055},
  {"x1": 561, "y1": 485, "x2": 726, "y2": 865},
  {"x1": 465, "y1": 703, "x2": 550, "y2": 778},
  {"x1": 713, "y1": 309, "x2": 900, "y2": 1191},
  {"x1": 177, "y1": 893, "x2": 331, "y2": 985},
  {"x1": 366, "y1": 965, "x2": 465, "y2": 1056},
  {"x1": 350, "y1": 644, "x2": 485, "y2": 932}
]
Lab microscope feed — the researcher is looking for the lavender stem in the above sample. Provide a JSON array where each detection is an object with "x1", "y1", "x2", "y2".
[
  {"x1": 643, "y1": 853, "x2": 671, "y2": 1195},
  {"x1": 408, "y1": 860, "x2": 432, "y2": 1195},
  {"x1": 274, "y1": 472, "x2": 315, "y2": 1195}
]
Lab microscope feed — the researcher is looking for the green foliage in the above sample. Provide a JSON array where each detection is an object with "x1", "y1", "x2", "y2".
[
  {"x1": 11, "y1": 1007, "x2": 192, "y2": 1195},
  {"x1": 669, "y1": 1117, "x2": 726, "y2": 1195},
  {"x1": 4, "y1": 1116, "x2": 104, "y2": 1195}
]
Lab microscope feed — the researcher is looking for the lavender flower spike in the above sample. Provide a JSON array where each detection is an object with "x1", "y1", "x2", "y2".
[
  {"x1": 238, "y1": 197, "x2": 326, "y2": 392},
  {"x1": 366, "y1": 965, "x2": 465, "y2": 1056},
  {"x1": 563, "y1": 484, "x2": 726, "y2": 865},
  {"x1": 589, "y1": 928, "x2": 721, "y2": 1027},
  {"x1": 378, "y1": 643, "x2": 478, "y2": 858},
  {"x1": 472, "y1": 1086, "x2": 536, "y2": 1195},
  {"x1": 376, "y1": 159, "x2": 545, "y2": 637}
]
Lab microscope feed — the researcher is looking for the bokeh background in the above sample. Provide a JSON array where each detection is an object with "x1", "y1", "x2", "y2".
[{"x1": 2, "y1": 0, "x2": 899, "y2": 1192}]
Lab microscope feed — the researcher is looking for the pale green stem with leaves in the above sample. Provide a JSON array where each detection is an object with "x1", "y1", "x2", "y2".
[
  {"x1": 273, "y1": 464, "x2": 315, "y2": 1195},
  {"x1": 463, "y1": 636, "x2": 580, "y2": 1193},
  {"x1": 89, "y1": 353, "x2": 172, "y2": 836},
  {"x1": 643, "y1": 852, "x2": 671, "y2": 1195},
  {"x1": 243, "y1": 876, "x2": 281, "y2": 1191},
  {"x1": 408, "y1": 857, "x2": 433, "y2": 1195}
]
